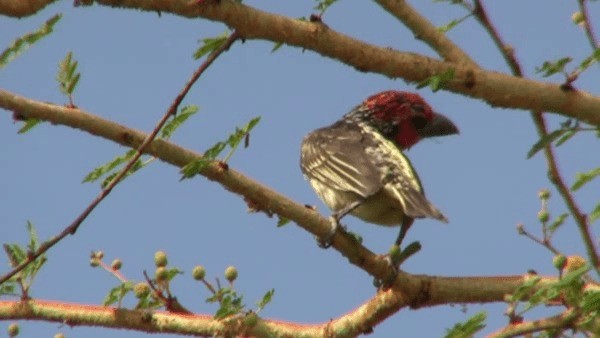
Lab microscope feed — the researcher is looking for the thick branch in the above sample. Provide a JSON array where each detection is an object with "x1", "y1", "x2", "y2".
[
  {"x1": 85, "y1": 0, "x2": 600, "y2": 126},
  {"x1": 0, "y1": 291, "x2": 438, "y2": 337},
  {"x1": 2, "y1": 0, "x2": 599, "y2": 124},
  {"x1": 373, "y1": 0, "x2": 478, "y2": 67},
  {"x1": 0, "y1": 0, "x2": 56, "y2": 18},
  {"x1": 0, "y1": 88, "x2": 537, "y2": 309}
]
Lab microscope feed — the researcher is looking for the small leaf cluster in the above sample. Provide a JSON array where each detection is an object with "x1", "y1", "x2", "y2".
[
  {"x1": 0, "y1": 14, "x2": 62, "y2": 70},
  {"x1": 194, "y1": 32, "x2": 229, "y2": 60},
  {"x1": 193, "y1": 264, "x2": 274, "y2": 319},
  {"x1": 506, "y1": 257, "x2": 599, "y2": 335},
  {"x1": 416, "y1": 68, "x2": 455, "y2": 92},
  {"x1": 56, "y1": 52, "x2": 81, "y2": 104},
  {"x1": 314, "y1": 0, "x2": 339, "y2": 15},
  {"x1": 535, "y1": 48, "x2": 600, "y2": 82},
  {"x1": 83, "y1": 106, "x2": 198, "y2": 188},
  {"x1": 98, "y1": 250, "x2": 181, "y2": 310},
  {"x1": 2, "y1": 14, "x2": 62, "y2": 134},
  {"x1": 444, "y1": 312, "x2": 486, "y2": 338},
  {"x1": 527, "y1": 119, "x2": 600, "y2": 226},
  {"x1": 1, "y1": 222, "x2": 46, "y2": 299},
  {"x1": 181, "y1": 116, "x2": 261, "y2": 179}
]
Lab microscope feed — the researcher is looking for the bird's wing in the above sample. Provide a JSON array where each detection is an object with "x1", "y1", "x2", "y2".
[
  {"x1": 366, "y1": 128, "x2": 448, "y2": 222},
  {"x1": 300, "y1": 122, "x2": 384, "y2": 198}
]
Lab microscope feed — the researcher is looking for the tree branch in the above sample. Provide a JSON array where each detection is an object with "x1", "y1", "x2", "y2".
[
  {"x1": 373, "y1": 0, "x2": 478, "y2": 67},
  {"x1": 93, "y1": 0, "x2": 600, "y2": 126},
  {"x1": 2, "y1": 0, "x2": 595, "y2": 125},
  {"x1": 471, "y1": 0, "x2": 599, "y2": 274},
  {"x1": 577, "y1": 0, "x2": 599, "y2": 51},
  {"x1": 488, "y1": 308, "x2": 579, "y2": 338},
  {"x1": 0, "y1": 0, "x2": 56, "y2": 18},
  {"x1": 0, "y1": 88, "x2": 543, "y2": 308}
]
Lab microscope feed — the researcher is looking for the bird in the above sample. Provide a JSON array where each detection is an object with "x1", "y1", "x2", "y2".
[{"x1": 300, "y1": 90, "x2": 458, "y2": 249}]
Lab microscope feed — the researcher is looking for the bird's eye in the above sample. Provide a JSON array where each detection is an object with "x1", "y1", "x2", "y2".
[
  {"x1": 411, "y1": 116, "x2": 428, "y2": 130},
  {"x1": 411, "y1": 105, "x2": 425, "y2": 114}
]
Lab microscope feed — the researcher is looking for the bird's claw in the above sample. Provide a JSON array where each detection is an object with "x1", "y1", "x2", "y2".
[
  {"x1": 373, "y1": 242, "x2": 422, "y2": 288},
  {"x1": 315, "y1": 215, "x2": 342, "y2": 248}
]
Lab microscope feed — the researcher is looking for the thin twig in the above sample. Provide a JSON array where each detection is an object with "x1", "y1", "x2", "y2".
[
  {"x1": 98, "y1": 259, "x2": 127, "y2": 283},
  {"x1": 0, "y1": 31, "x2": 240, "y2": 287},
  {"x1": 472, "y1": 0, "x2": 600, "y2": 275},
  {"x1": 519, "y1": 226, "x2": 560, "y2": 255},
  {"x1": 577, "y1": 0, "x2": 599, "y2": 51},
  {"x1": 373, "y1": 0, "x2": 478, "y2": 67}
]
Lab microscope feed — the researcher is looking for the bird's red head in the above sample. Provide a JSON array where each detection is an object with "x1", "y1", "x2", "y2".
[{"x1": 359, "y1": 90, "x2": 459, "y2": 149}]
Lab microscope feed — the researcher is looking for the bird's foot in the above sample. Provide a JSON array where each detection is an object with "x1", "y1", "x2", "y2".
[
  {"x1": 373, "y1": 242, "x2": 422, "y2": 288},
  {"x1": 316, "y1": 215, "x2": 344, "y2": 248}
]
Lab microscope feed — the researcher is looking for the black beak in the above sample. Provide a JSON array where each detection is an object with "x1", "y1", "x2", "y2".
[{"x1": 417, "y1": 112, "x2": 459, "y2": 138}]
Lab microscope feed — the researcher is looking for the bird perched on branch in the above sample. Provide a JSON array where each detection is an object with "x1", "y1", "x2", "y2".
[{"x1": 300, "y1": 90, "x2": 458, "y2": 248}]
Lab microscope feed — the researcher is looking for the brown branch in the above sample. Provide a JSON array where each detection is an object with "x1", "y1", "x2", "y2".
[
  {"x1": 2, "y1": 0, "x2": 599, "y2": 124},
  {"x1": 0, "y1": 88, "x2": 540, "y2": 308},
  {"x1": 373, "y1": 0, "x2": 478, "y2": 67},
  {"x1": 0, "y1": 0, "x2": 56, "y2": 18},
  {"x1": 80, "y1": 0, "x2": 600, "y2": 126},
  {"x1": 0, "y1": 31, "x2": 240, "y2": 287},
  {"x1": 472, "y1": 0, "x2": 599, "y2": 274},
  {"x1": 0, "y1": 275, "x2": 559, "y2": 338},
  {"x1": 488, "y1": 308, "x2": 580, "y2": 338}
]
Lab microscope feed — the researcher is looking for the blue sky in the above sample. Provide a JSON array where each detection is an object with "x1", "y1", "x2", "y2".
[{"x1": 1, "y1": 1, "x2": 599, "y2": 337}]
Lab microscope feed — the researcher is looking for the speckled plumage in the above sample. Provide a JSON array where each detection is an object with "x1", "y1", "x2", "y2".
[{"x1": 300, "y1": 91, "x2": 457, "y2": 245}]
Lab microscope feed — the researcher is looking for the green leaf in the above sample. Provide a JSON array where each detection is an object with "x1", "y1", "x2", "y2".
[
  {"x1": 256, "y1": 288, "x2": 274, "y2": 312},
  {"x1": 165, "y1": 267, "x2": 183, "y2": 282},
  {"x1": 438, "y1": 19, "x2": 461, "y2": 33},
  {"x1": 571, "y1": 167, "x2": 600, "y2": 191},
  {"x1": 222, "y1": 116, "x2": 261, "y2": 162},
  {"x1": 581, "y1": 289, "x2": 600, "y2": 313},
  {"x1": 2, "y1": 222, "x2": 47, "y2": 293},
  {"x1": 180, "y1": 117, "x2": 261, "y2": 179},
  {"x1": 3, "y1": 243, "x2": 26, "y2": 267},
  {"x1": 101, "y1": 158, "x2": 146, "y2": 188},
  {"x1": 444, "y1": 311, "x2": 487, "y2": 338},
  {"x1": 271, "y1": 41, "x2": 284, "y2": 53},
  {"x1": 193, "y1": 32, "x2": 229, "y2": 60},
  {"x1": 276, "y1": 217, "x2": 290, "y2": 227},
  {"x1": 103, "y1": 281, "x2": 134, "y2": 306},
  {"x1": 314, "y1": 0, "x2": 338, "y2": 14},
  {"x1": 588, "y1": 203, "x2": 600, "y2": 224},
  {"x1": 180, "y1": 142, "x2": 226, "y2": 179},
  {"x1": 17, "y1": 118, "x2": 42, "y2": 134},
  {"x1": 577, "y1": 48, "x2": 600, "y2": 73},
  {"x1": 510, "y1": 276, "x2": 542, "y2": 302},
  {"x1": 526, "y1": 129, "x2": 565, "y2": 159},
  {"x1": 56, "y1": 51, "x2": 81, "y2": 96},
  {"x1": 0, "y1": 14, "x2": 62, "y2": 70},
  {"x1": 520, "y1": 265, "x2": 590, "y2": 313},
  {"x1": 437, "y1": 13, "x2": 472, "y2": 33},
  {"x1": 83, "y1": 150, "x2": 136, "y2": 183},
  {"x1": 210, "y1": 288, "x2": 245, "y2": 319},
  {"x1": 416, "y1": 68, "x2": 455, "y2": 92},
  {"x1": 0, "y1": 282, "x2": 17, "y2": 296},
  {"x1": 555, "y1": 129, "x2": 577, "y2": 146},
  {"x1": 547, "y1": 213, "x2": 569, "y2": 235},
  {"x1": 160, "y1": 105, "x2": 199, "y2": 139},
  {"x1": 535, "y1": 57, "x2": 572, "y2": 77}
]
